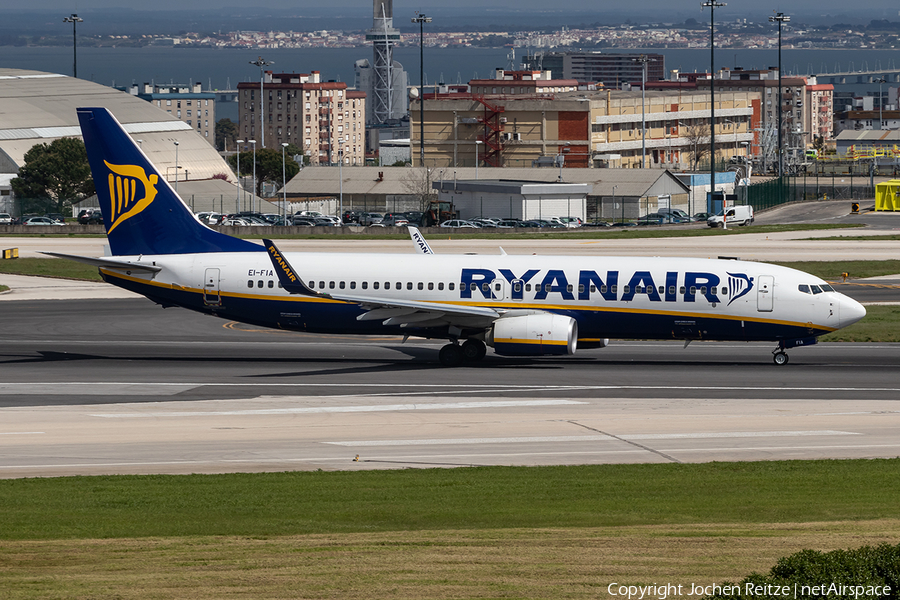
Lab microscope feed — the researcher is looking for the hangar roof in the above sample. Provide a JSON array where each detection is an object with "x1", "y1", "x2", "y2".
[{"x1": 0, "y1": 69, "x2": 234, "y2": 183}]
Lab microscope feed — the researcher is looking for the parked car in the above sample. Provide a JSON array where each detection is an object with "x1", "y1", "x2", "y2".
[
  {"x1": 403, "y1": 211, "x2": 425, "y2": 226},
  {"x1": 0, "y1": 213, "x2": 12, "y2": 225},
  {"x1": 381, "y1": 215, "x2": 410, "y2": 227},
  {"x1": 557, "y1": 216, "x2": 583, "y2": 228},
  {"x1": 313, "y1": 217, "x2": 342, "y2": 227},
  {"x1": 471, "y1": 218, "x2": 499, "y2": 228},
  {"x1": 693, "y1": 212, "x2": 712, "y2": 222},
  {"x1": 24, "y1": 216, "x2": 65, "y2": 226},
  {"x1": 295, "y1": 210, "x2": 324, "y2": 219},
  {"x1": 291, "y1": 217, "x2": 317, "y2": 227},
  {"x1": 221, "y1": 218, "x2": 252, "y2": 226},
  {"x1": 439, "y1": 219, "x2": 478, "y2": 228},
  {"x1": 342, "y1": 210, "x2": 363, "y2": 224},
  {"x1": 196, "y1": 212, "x2": 225, "y2": 225},
  {"x1": 657, "y1": 208, "x2": 693, "y2": 222},
  {"x1": 77, "y1": 208, "x2": 103, "y2": 225},
  {"x1": 44, "y1": 213, "x2": 66, "y2": 223},
  {"x1": 360, "y1": 212, "x2": 384, "y2": 226},
  {"x1": 496, "y1": 219, "x2": 521, "y2": 228},
  {"x1": 584, "y1": 220, "x2": 613, "y2": 228},
  {"x1": 611, "y1": 221, "x2": 637, "y2": 227}
]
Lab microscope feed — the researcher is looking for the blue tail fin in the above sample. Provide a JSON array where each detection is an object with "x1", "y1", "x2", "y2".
[{"x1": 77, "y1": 107, "x2": 263, "y2": 256}]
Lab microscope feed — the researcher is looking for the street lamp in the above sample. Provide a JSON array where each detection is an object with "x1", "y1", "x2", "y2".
[
  {"x1": 703, "y1": 0, "x2": 726, "y2": 215},
  {"x1": 412, "y1": 12, "x2": 432, "y2": 167},
  {"x1": 475, "y1": 140, "x2": 482, "y2": 179},
  {"x1": 633, "y1": 54, "x2": 650, "y2": 168},
  {"x1": 769, "y1": 12, "x2": 790, "y2": 177},
  {"x1": 338, "y1": 143, "x2": 344, "y2": 223},
  {"x1": 236, "y1": 139, "x2": 245, "y2": 211},
  {"x1": 250, "y1": 140, "x2": 257, "y2": 213},
  {"x1": 173, "y1": 141, "x2": 179, "y2": 193},
  {"x1": 875, "y1": 77, "x2": 886, "y2": 130},
  {"x1": 62, "y1": 14, "x2": 83, "y2": 78},
  {"x1": 281, "y1": 143, "x2": 289, "y2": 223},
  {"x1": 249, "y1": 56, "x2": 274, "y2": 148},
  {"x1": 558, "y1": 142, "x2": 570, "y2": 182},
  {"x1": 614, "y1": 185, "x2": 621, "y2": 224}
]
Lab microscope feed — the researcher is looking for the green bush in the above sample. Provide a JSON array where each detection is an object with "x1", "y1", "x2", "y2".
[{"x1": 707, "y1": 543, "x2": 900, "y2": 600}]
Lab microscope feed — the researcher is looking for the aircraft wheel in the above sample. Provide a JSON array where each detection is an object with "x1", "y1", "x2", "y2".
[
  {"x1": 439, "y1": 343, "x2": 464, "y2": 367},
  {"x1": 773, "y1": 351, "x2": 789, "y2": 366},
  {"x1": 461, "y1": 339, "x2": 487, "y2": 361}
]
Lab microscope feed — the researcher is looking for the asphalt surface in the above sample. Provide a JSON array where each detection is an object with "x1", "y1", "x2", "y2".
[
  {"x1": 1, "y1": 202, "x2": 899, "y2": 477},
  {"x1": 1, "y1": 298, "x2": 899, "y2": 477}
]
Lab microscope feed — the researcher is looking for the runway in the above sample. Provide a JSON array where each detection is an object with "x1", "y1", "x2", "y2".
[{"x1": 2, "y1": 298, "x2": 899, "y2": 477}]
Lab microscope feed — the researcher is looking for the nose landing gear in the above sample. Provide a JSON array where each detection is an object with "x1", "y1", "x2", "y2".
[{"x1": 773, "y1": 350, "x2": 789, "y2": 365}]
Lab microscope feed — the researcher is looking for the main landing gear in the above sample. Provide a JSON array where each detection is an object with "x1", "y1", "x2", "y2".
[
  {"x1": 438, "y1": 339, "x2": 486, "y2": 367},
  {"x1": 773, "y1": 350, "x2": 789, "y2": 366}
]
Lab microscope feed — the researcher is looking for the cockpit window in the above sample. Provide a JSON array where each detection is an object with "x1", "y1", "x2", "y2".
[
  {"x1": 820, "y1": 284, "x2": 834, "y2": 292},
  {"x1": 810, "y1": 285, "x2": 823, "y2": 294},
  {"x1": 798, "y1": 284, "x2": 810, "y2": 293}
]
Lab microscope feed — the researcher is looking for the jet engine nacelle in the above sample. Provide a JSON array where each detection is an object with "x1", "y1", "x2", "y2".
[{"x1": 486, "y1": 313, "x2": 578, "y2": 356}]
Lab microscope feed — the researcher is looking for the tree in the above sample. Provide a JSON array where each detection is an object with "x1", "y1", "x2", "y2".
[
  {"x1": 215, "y1": 118, "x2": 238, "y2": 152},
  {"x1": 11, "y1": 138, "x2": 95, "y2": 215},
  {"x1": 400, "y1": 167, "x2": 439, "y2": 219},
  {"x1": 227, "y1": 146, "x2": 301, "y2": 197},
  {"x1": 684, "y1": 122, "x2": 711, "y2": 171}
]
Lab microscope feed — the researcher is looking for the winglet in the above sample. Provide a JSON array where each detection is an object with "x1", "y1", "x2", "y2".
[
  {"x1": 408, "y1": 227, "x2": 434, "y2": 255},
  {"x1": 263, "y1": 239, "x2": 320, "y2": 296}
]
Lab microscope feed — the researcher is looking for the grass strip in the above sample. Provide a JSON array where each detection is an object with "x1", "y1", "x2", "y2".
[
  {"x1": 1, "y1": 460, "x2": 899, "y2": 541},
  {"x1": 768, "y1": 259, "x2": 900, "y2": 280},
  {"x1": 820, "y1": 305, "x2": 900, "y2": 342},
  {"x1": 2, "y1": 521, "x2": 899, "y2": 600},
  {"x1": 0, "y1": 257, "x2": 102, "y2": 281}
]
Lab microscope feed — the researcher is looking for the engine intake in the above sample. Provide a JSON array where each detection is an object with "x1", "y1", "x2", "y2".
[{"x1": 486, "y1": 313, "x2": 578, "y2": 356}]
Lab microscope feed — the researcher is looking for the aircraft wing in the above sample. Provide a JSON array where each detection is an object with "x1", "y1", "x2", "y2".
[
  {"x1": 263, "y1": 239, "x2": 499, "y2": 329},
  {"x1": 40, "y1": 252, "x2": 163, "y2": 273},
  {"x1": 408, "y1": 226, "x2": 434, "y2": 254}
]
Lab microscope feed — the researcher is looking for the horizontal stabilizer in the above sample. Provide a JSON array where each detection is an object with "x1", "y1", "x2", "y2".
[{"x1": 40, "y1": 251, "x2": 162, "y2": 273}]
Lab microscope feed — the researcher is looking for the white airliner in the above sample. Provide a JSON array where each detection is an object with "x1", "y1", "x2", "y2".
[{"x1": 48, "y1": 107, "x2": 866, "y2": 366}]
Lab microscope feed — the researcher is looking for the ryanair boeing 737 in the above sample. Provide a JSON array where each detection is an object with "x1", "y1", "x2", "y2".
[{"x1": 49, "y1": 107, "x2": 866, "y2": 366}]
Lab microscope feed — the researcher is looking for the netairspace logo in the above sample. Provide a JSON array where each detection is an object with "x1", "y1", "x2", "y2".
[{"x1": 606, "y1": 582, "x2": 892, "y2": 599}]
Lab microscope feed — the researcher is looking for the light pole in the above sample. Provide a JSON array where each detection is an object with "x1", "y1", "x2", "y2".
[
  {"x1": 412, "y1": 12, "x2": 431, "y2": 167},
  {"x1": 338, "y1": 143, "x2": 344, "y2": 222},
  {"x1": 249, "y1": 56, "x2": 274, "y2": 148},
  {"x1": 236, "y1": 139, "x2": 244, "y2": 211},
  {"x1": 250, "y1": 140, "x2": 257, "y2": 213},
  {"x1": 173, "y1": 141, "x2": 179, "y2": 193},
  {"x1": 875, "y1": 77, "x2": 886, "y2": 130},
  {"x1": 614, "y1": 185, "x2": 620, "y2": 224},
  {"x1": 558, "y1": 142, "x2": 570, "y2": 182},
  {"x1": 281, "y1": 142, "x2": 289, "y2": 224},
  {"x1": 633, "y1": 54, "x2": 650, "y2": 168},
  {"x1": 769, "y1": 12, "x2": 790, "y2": 177},
  {"x1": 703, "y1": 0, "x2": 726, "y2": 215},
  {"x1": 475, "y1": 140, "x2": 482, "y2": 179},
  {"x1": 62, "y1": 14, "x2": 83, "y2": 78}
]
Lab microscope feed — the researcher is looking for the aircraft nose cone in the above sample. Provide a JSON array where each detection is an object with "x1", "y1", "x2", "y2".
[{"x1": 840, "y1": 295, "x2": 866, "y2": 328}]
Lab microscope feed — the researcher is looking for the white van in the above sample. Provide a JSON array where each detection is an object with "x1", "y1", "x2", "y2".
[{"x1": 707, "y1": 205, "x2": 754, "y2": 227}]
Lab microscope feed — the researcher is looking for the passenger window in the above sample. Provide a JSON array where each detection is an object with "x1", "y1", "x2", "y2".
[
  {"x1": 700, "y1": 286, "x2": 707, "y2": 295},
  {"x1": 636, "y1": 286, "x2": 644, "y2": 294},
  {"x1": 690, "y1": 286, "x2": 697, "y2": 295},
  {"x1": 339, "y1": 281, "x2": 346, "y2": 289},
  {"x1": 407, "y1": 282, "x2": 413, "y2": 290},
  {"x1": 720, "y1": 288, "x2": 727, "y2": 296},
  {"x1": 428, "y1": 282, "x2": 434, "y2": 290},
  {"x1": 350, "y1": 282, "x2": 356, "y2": 289},
  {"x1": 257, "y1": 280, "x2": 263, "y2": 288},
  {"x1": 494, "y1": 283, "x2": 501, "y2": 291},
  {"x1": 599, "y1": 285, "x2": 606, "y2": 294},
  {"x1": 669, "y1": 286, "x2": 676, "y2": 295},
  {"x1": 385, "y1": 282, "x2": 390, "y2": 289},
  {"x1": 418, "y1": 282, "x2": 424, "y2": 290},
  {"x1": 449, "y1": 283, "x2": 455, "y2": 291},
  {"x1": 482, "y1": 283, "x2": 490, "y2": 292},
  {"x1": 710, "y1": 286, "x2": 717, "y2": 295},
  {"x1": 578, "y1": 284, "x2": 585, "y2": 294},
  {"x1": 362, "y1": 282, "x2": 367, "y2": 289},
  {"x1": 798, "y1": 284, "x2": 810, "y2": 294},
  {"x1": 247, "y1": 280, "x2": 253, "y2": 288},
  {"x1": 525, "y1": 284, "x2": 532, "y2": 292},
  {"x1": 680, "y1": 286, "x2": 686, "y2": 294},
  {"x1": 566, "y1": 284, "x2": 573, "y2": 293},
  {"x1": 622, "y1": 285, "x2": 630, "y2": 294},
  {"x1": 611, "y1": 285, "x2": 617, "y2": 294},
  {"x1": 395, "y1": 282, "x2": 401, "y2": 290},
  {"x1": 373, "y1": 282, "x2": 379, "y2": 290},
  {"x1": 470, "y1": 283, "x2": 476, "y2": 291},
  {"x1": 308, "y1": 281, "x2": 314, "y2": 288},
  {"x1": 329, "y1": 281, "x2": 335, "y2": 289},
  {"x1": 438, "y1": 282, "x2": 444, "y2": 290},
  {"x1": 268, "y1": 280, "x2": 274, "y2": 288},
  {"x1": 545, "y1": 284, "x2": 552, "y2": 292},
  {"x1": 514, "y1": 282, "x2": 522, "y2": 292},
  {"x1": 319, "y1": 281, "x2": 325, "y2": 289}
]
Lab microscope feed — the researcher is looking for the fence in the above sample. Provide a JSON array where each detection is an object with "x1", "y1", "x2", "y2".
[{"x1": 745, "y1": 174, "x2": 876, "y2": 212}]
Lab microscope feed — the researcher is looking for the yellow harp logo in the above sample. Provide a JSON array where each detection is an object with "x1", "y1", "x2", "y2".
[{"x1": 104, "y1": 160, "x2": 159, "y2": 234}]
